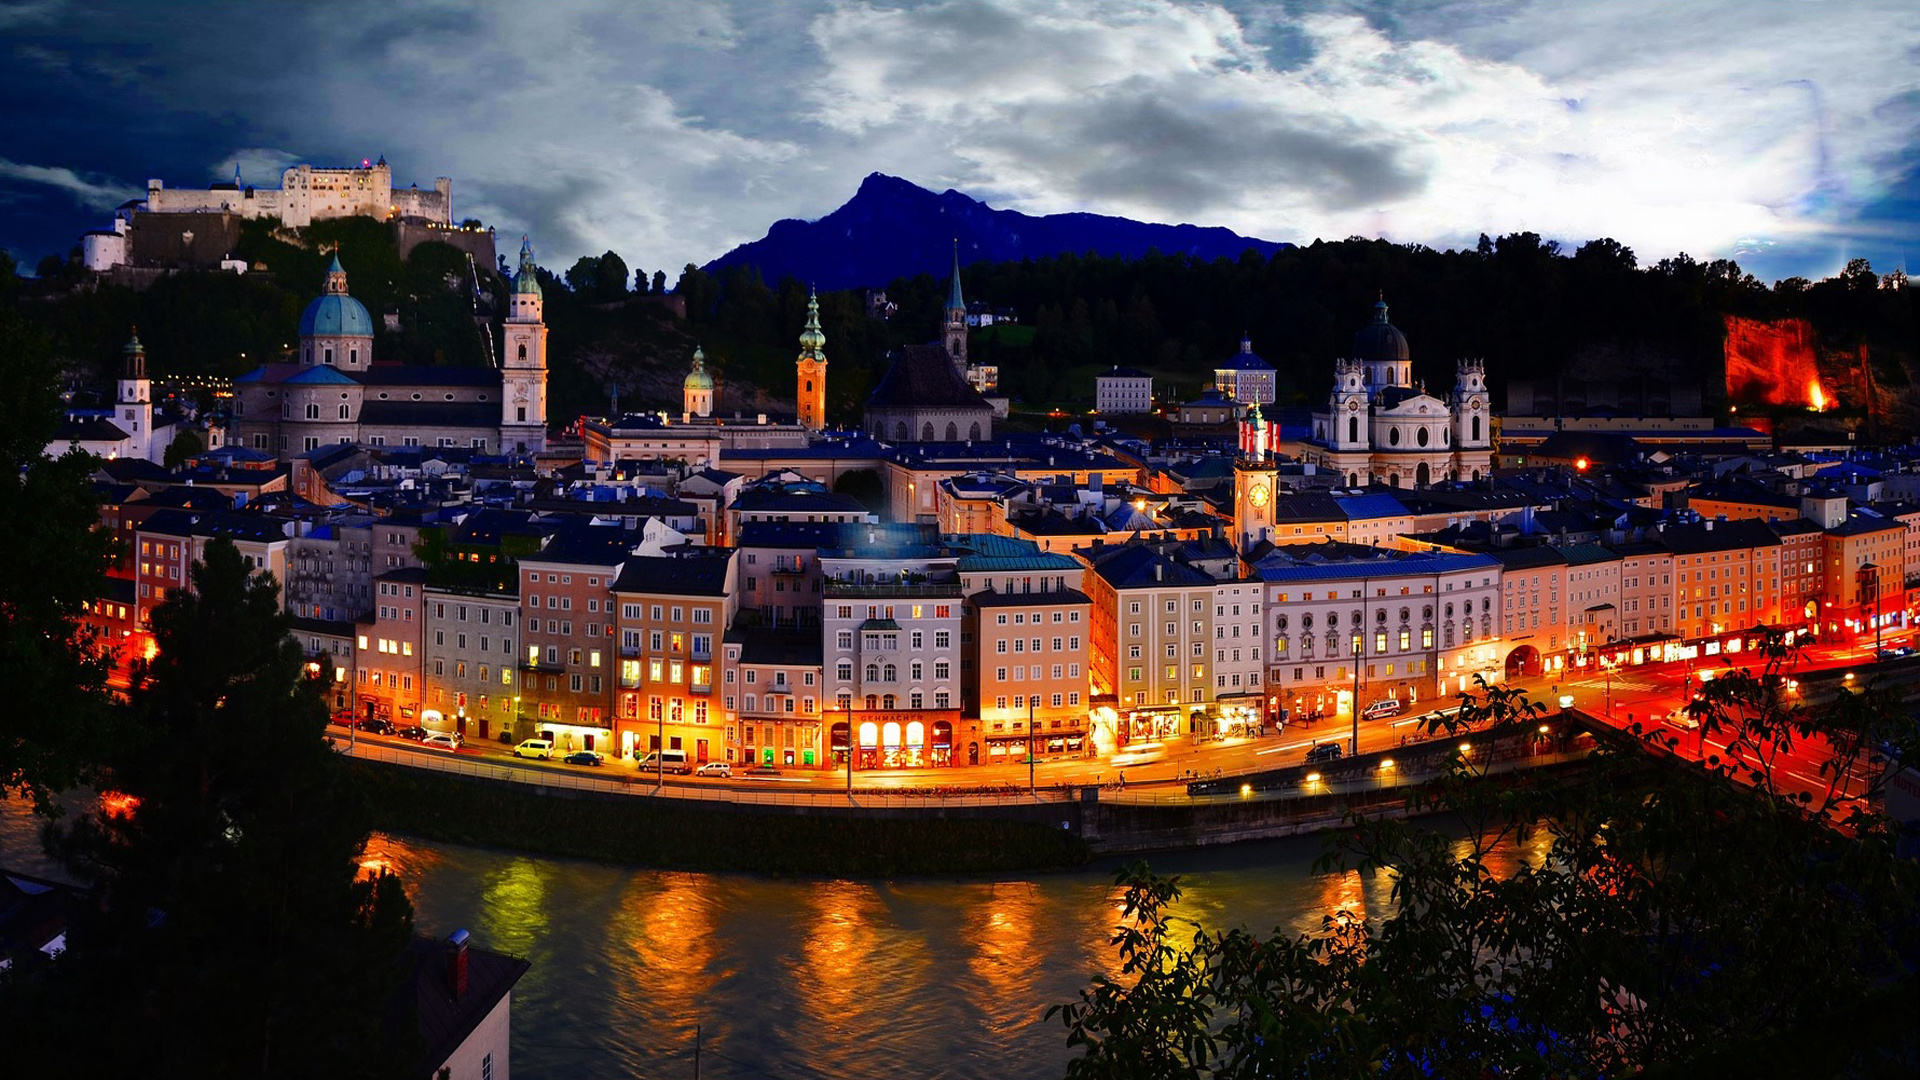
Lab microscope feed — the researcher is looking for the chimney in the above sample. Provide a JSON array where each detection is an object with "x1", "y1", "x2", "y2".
[{"x1": 448, "y1": 929, "x2": 471, "y2": 999}]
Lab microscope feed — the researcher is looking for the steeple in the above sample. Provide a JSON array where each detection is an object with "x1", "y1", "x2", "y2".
[
  {"x1": 942, "y1": 239, "x2": 968, "y2": 374},
  {"x1": 514, "y1": 236, "x2": 542, "y2": 297},
  {"x1": 947, "y1": 239, "x2": 965, "y2": 313},
  {"x1": 798, "y1": 287, "x2": 826, "y2": 362},
  {"x1": 796, "y1": 286, "x2": 828, "y2": 432},
  {"x1": 123, "y1": 328, "x2": 146, "y2": 381},
  {"x1": 323, "y1": 251, "x2": 349, "y2": 295}
]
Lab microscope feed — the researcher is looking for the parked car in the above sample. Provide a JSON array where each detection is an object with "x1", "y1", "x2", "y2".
[
  {"x1": 397, "y1": 725, "x2": 428, "y2": 741},
  {"x1": 1665, "y1": 707, "x2": 1700, "y2": 730},
  {"x1": 563, "y1": 750, "x2": 605, "y2": 767},
  {"x1": 357, "y1": 718, "x2": 395, "y2": 736},
  {"x1": 1362, "y1": 698, "x2": 1405, "y2": 721},
  {"x1": 636, "y1": 750, "x2": 692, "y2": 775},
  {"x1": 1305, "y1": 742, "x2": 1344, "y2": 764},
  {"x1": 513, "y1": 737, "x2": 555, "y2": 760},
  {"x1": 420, "y1": 731, "x2": 461, "y2": 751},
  {"x1": 743, "y1": 764, "x2": 782, "y2": 776},
  {"x1": 695, "y1": 761, "x2": 732, "y2": 777}
]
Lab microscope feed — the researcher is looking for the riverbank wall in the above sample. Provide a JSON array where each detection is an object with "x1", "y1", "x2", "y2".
[{"x1": 353, "y1": 717, "x2": 1605, "y2": 874}]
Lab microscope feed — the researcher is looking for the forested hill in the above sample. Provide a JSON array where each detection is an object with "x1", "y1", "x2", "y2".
[
  {"x1": 703, "y1": 172, "x2": 1290, "y2": 293},
  {"x1": 677, "y1": 235, "x2": 1919, "y2": 430}
]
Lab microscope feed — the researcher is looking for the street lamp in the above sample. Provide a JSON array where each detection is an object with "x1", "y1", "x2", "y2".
[
  {"x1": 1028, "y1": 697, "x2": 1036, "y2": 796},
  {"x1": 1859, "y1": 561, "x2": 1882, "y2": 657}
]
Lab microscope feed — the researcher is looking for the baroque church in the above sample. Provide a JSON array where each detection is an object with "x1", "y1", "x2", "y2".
[
  {"x1": 232, "y1": 241, "x2": 550, "y2": 456},
  {"x1": 862, "y1": 246, "x2": 995, "y2": 443},
  {"x1": 1302, "y1": 298, "x2": 1492, "y2": 488}
]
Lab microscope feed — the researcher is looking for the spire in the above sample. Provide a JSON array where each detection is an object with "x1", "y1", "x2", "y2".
[
  {"x1": 234, "y1": 162, "x2": 242, "y2": 188},
  {"x1": 123, "y1": 327, "x2": 146, "y2": 380},
  {"x1": 798, "y1": 286, "x2": 827, "y2": 362},
  {"x1": 324, "y1": 250, "x2": 349, "y2": 295},
  {"x1": 514, "y1": 235, "x2": 543, "y2": 297},
  {"x1": 947, "y1": 238, "x2": 965, "y2": 312}
]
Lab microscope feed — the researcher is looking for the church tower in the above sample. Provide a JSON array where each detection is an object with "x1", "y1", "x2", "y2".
[
  {"x1": 683, "y1": 346, "x2": 714, "y2": 418},
  {"x1": 500, "y1": 237, "x2": 549, "y2": 454},
  {"x1": 943, "y1": 240, "x2": 968, "y2": 376},
  {"x1": 1233, "y1": 456, "x2": 1277, "y2": 553},
  {"x1": 796, "y1": 287, "x2": 827, "y2": 431},
  {"x1": 117, "y1": 329, "x2": 153, "y2": 463},
  {"x1": 1449, "y1": 358, "x2": 1492, "y2": 480}
]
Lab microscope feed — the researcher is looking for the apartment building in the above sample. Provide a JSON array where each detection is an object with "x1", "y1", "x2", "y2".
[
  {"x1": 518, "y1": 526, "x2": 631, "y2": 754},
  {"x1": 1662, "y1": 519, "x2": 1784, "y2": 643},
  {"x1": 612, "y1": 549, "x2": 736, "y2": 764},
  {"x1": 973, "y1": 589, "x2": 1092, "y2": 763},
  {"x1": 354, "y1": 567, "x2": 427, "y2": 725},
  {"x1": 422, "y1": 586, "x2": 520, "y2": 742},
  {"x1": 1082, "y1": 544, "x2": 1218, "y2": 743},
  {"x1": 724, "y1": 629, "x2": 823, "y2": 768}
]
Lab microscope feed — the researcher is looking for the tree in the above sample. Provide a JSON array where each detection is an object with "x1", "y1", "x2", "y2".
[
  {"x1": 652, "y1": 269, "x2": 667, "y2": 295},
  {"x1": 597, "y1": 250, "x2": 629, "y2": 303},
  {"x1": 0, "y1": 309, "x2": 117, "y2": 812},
  {"x1": 162, "y1": 427, "x2": 205, "y2": 469},
  {"x1": 565, "y1": 255, "x2": 600, "y2": 295},
  {"x1": 1054, "y1": 641, "x2": 1920, "y2": 1078},
  {"x1": 16, "y1": 538, "x2": 418, "y2": 1076}
]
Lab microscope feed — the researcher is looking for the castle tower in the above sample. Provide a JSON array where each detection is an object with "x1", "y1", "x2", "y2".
[
  {"x1": 500, "y1": 237, "x2": 550, "y2": 454},
  {"x1": 298, "y1": 252, "x2": 374, "y2": 370},
  {"x1": 684, "y1": 346, "x2": 715, "y2": 418},
  {"x1": 117, "y1": 329, "x2": 153, "y2": 463},
  {"x1": 796, "y1": 287, "x2": 827, "y2": 431},
  {"x1": 943, "y1": 240, "x2": 968, "y2": 376}
]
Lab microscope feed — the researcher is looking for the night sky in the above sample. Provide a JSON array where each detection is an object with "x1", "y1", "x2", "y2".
[{"x1": 3, "y1": 0, "x2": 1917, "y2": 284}]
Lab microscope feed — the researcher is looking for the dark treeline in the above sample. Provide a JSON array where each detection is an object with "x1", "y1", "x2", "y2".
[
  {"x1": 675, "y1": 235, "x2": 1917, "y2": 414},
  {"x1": 11, "y1": 230, "x2": 1914, "y2": 429}
]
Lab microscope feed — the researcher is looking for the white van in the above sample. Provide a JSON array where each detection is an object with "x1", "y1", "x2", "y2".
[
  {"x1": 420, "y1": 731, "x2": 461, "y2": 752},
  {"x1": 513, "y1": 737, "x2": 554, "y2": 760},
  {"x1": 637, "y1": 749, "x2": 692, "y2": 775}
]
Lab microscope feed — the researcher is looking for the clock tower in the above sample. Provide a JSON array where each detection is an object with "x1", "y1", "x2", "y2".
[
  {"x1": 1234, "y1": 458, "x2": 1277, "y2": 554},
  {"x1": 500, "y1": 237, "x2": 549, "y2": 454}
]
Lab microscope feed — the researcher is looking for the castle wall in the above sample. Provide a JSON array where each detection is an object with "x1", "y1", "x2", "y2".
[
  {"x1": 393, "y1": 220, "x2": 495, "y2": 269},
  {"x1": 127, "y1": 212, "x2": 245, "y2": 269}
]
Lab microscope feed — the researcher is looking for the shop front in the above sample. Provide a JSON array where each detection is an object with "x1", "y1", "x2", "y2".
[
  {"x1": 1120, "y1": 705, "x2": 1183, "y2": 744},
  {"x1": 826, "y1": 709, "x2": 960, "y2": 769}
]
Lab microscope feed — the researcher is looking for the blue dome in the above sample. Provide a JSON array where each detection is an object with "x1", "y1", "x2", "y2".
[{"x1": 299, "y1": 293, "x2": 374, "y2": 337}]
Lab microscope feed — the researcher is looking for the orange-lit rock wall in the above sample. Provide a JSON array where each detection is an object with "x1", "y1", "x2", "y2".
[{"x1": 1724, "y1": 315, "x2": 1829, "y2": 409}]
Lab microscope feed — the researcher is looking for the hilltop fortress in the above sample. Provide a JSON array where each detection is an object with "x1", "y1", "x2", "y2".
[{"x1": 81, "y1": 158, "x2": 467, "y2": 276}]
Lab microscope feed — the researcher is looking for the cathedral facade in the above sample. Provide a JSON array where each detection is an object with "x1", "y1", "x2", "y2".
[
  {"x1": 232, "y1": 242, "x2": 549, "y2": 457},
  {"x1": 1303, "y1": 299, "x2": 1492, "y2": 488}
]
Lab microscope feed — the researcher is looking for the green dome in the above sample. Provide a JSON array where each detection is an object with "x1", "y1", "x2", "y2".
[
  {"x1": 514, "y1": 237, "x2": 542, "y2": 297},
  {"x1": 684, "y1": 347, "x2": 714, "y2": 390}
]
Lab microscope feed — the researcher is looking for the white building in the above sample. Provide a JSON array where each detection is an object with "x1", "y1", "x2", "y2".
[
  {"x1": 1255, "y1": 545, "x2": 1504, "y2": 721},
  {"x1": 1214, "y1": 335, "x2": 1276, "y2": 405},
  {"x1": 1096, "y1": 367, "x2": 1154, "y2": 414},
  {"x1": 820, "y1": 524, "x2": 964, "y2": 768},
  {"x1": 1305, "y1": 299, "x2": 1494, "y2": 489}
]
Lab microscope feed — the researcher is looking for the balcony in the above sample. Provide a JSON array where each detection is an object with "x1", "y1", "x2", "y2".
[
  {"x1": 519, "y1": 658, "x2": 564, "y2": 674},
  {"x1": 691, "y1": 679, "x2": 712, "y2": 695},
  {"x1": 769, "y1": 562, "x2": 808, "y2": 577},
  {"x1": 619, "y1": 644, "x2": 642, "y2": 659}
]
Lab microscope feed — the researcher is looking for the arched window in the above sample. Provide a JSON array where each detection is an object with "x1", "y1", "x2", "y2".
[
  {"x1": 518, "y1": 344, "x2": 527, "y2": 362},
  {"x1": 865, "y1": 695, "x2": 877, "y2": 711},
  {"x1": 882, "y1": 694, "x2": 896, "y2": 710},
  {"x1": 910, "y1": 661, "x2": 923, "y2": 681},
  {"x1": 865, "y1": 663, "x2": 878, "y2": 682},
  {"x1": 305, "y1": 403, "x2": 319, "y2": 419},
  {"x1": 282, "y1": 401, "x2": 291, "y2": 419},
  {"x1": 323, "y1": 348, "x2": 333, "y2": 366},
  {"x1": 1348, "y1": 416, "x2": 1358, "y2": 443},
  {"x1": 921, "y1": 422, "x2": 935, "y2": 441},
  {"x1": 1388, "y1": 427, "x2": 1400, "y2": 446},
  {"x1": 348, "y1": 348, "x2": 358, "y2": 366},
  {"x1": 945, "y1": 422, "x2": 958, "y2": 441},
  {"x1": 304, "y1": 347, "x2": 312, "y2": 364},
  {"x1": 969, "y1": 422, "x2": 981, "y2": 440},
  {"x1": 1472, "y1": 415, "x2": 1482, "y2": 442},
  {"x1": 883, "y1": 664, "x2": 897, "y2": 682},
  {"x1": 895, "y1": 421, "x2": 908, "y2": 441},
  {"x1": 1416, "y1": 462, "x2": 1430, "y2": 487},
  {"x1": 338, "y1": 404, "x2": 350, "y2": 419},
  {"x1": 805, "y1": 380, "x2": 813, "y2": 392}
]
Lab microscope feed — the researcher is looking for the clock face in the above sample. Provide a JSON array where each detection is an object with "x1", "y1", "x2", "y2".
[
  {"x1": 1249, "y1": 483, "x2": 1270, "y2": 507},
  {"x1": 1470, "y1": 397, "x2": 1483, "y2": 410},
  {"x1": 1347, "y1": 400, "x2": 1361, "y2": 412}
]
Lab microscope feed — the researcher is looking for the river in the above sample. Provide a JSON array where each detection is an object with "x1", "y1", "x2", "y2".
[{"x1": 1, "y1": 798, "x2": 1534, "y2": 1079}]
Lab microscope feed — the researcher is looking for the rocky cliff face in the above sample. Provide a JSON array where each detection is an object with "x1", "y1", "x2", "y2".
[
  {"x1": 704, "y1": 172, "x2": 1289, "y2": 291},
  {"x1": 1723, "y1": 314, "x2": 1920, "y2": 437}
]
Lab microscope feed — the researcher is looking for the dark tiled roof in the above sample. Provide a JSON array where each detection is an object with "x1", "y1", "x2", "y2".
[
  {"x1": 54, "y1": 417, "x2": 130, "y2": 442},
  {"x1": 612, "y1": 551, "x2": 733, "y2": 596},
  {"x1": 734, "y1": 630, "x2": 823, "y2": 666},
  {"x1": 1487, "y1": 547, "x2": 1571, "y2": 571},
  {"x1": 1089, "y1": 544, "x2": 1215, "y2": 589},
  {"x1": 865, "y1": 343, "x2": 995, "y2": 411},
  {"x1": 737, "y1": 521, "x2": 844, "y2": 549},
  {"x1": 1663, "y1": 518, "x2": 1784, "y2": 552},
  {"x1": 392, "y1": 936, "x2": 529, "y2": 1075},
  {"x1": 289, "y1": 614, "x2": 357, "y2": 637}
]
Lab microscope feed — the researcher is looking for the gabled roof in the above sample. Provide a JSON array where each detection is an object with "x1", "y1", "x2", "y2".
[
  {"x1": 283, "y1": 365, "x2": 360, "y2": 386},
  {"x1": 611, "y1": 550, "x2": 734, "y2": 596},
  {"x1": 390, "y1": 936, "x2": 529, "y2": 1076},
  {"x1": 865, "y1": 343, "x2": 994, "y2": 412},
  {"x1": 1089, "y1": 544, "x2": 1215, "y2": 590}
]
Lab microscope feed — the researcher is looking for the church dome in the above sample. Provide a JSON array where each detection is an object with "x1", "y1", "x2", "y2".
[
  {"x1": 1352, "y1": 297, "x2": 1409, "y2": 362},
  {"x1": 298, "y1": 294, "x2": 374, "y2": 337},
  {"x1": 299, "y1": 253, "x2": 374, "y2": 337},
  {"x1": 684, "y1": 347, "x2": 714, "y2": 391}
]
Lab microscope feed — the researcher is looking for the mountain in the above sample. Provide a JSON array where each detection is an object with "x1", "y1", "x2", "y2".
[{"x1": 703, "y1": 172, "x2": 1289, "y2": 292}]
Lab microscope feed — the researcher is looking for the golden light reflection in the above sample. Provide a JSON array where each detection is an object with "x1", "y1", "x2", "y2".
[
  {"x1": 1316, "y1": 867, "x2": 1368, "y2": 926},
  {"x1": 962, "y1": 882, "x2": 1043, "y2": 1034},
  {"x1": 797, "y1": 881, "x2": 889, "y2": 1017},
  {"x1": 474, "y1": 856, "x2": 555, "y2": 960},
  {"x1": 611, "y1": 872, "x2": 715, "y2": 1027}
]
